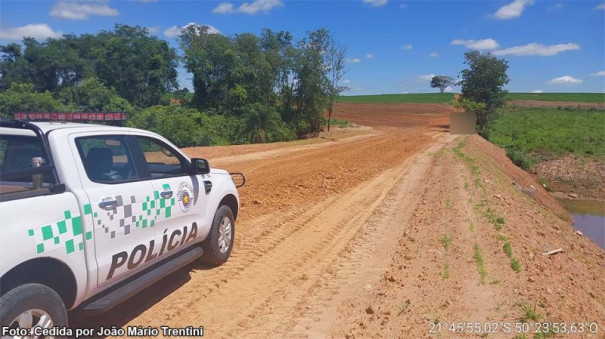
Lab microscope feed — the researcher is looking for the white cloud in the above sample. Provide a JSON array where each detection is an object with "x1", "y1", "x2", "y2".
[
  {"x1": 494, "y1": 0, "x2": 534, "y2": 19},
  {"x1": 0, "y1": 24, "x2": 63, "y2": 40},
  {"x1": 363, "y1": 0, "x2": 388, "y2": 7},
  {"x1": 547, "y1": 3, "x2": 563, "y2": 11},
  {"x1": 546, "y1": 75, "x2": 583, "y2": 85},
  {"x1": 590, "y1": 71, "x2": 605, "y2": 76},
  {"x1": 401, "y1": 44, "x2": 413, "y2": 50},
  {"x1": 428, "y1": 52, "x2": 439, "y2": 58},
  {"x1": 493, "y1": 43, "x2": 579, "y2": 56},
  {"x1": 532, "y1": 90, "x2": 544, "y2": 93},
  {"x1": 444, "y1": 86, "x2": 454, "y2": 93},
  {"x1": 146, "y1": 26, "x2": 160, "y2": 34},
  {"x1": 50, "y1": 1, "x2": 119, "y2": 20},
  {"x1": 164, "y1": 23, "x2": 220, "y2": 38},
  {"x1": 346, "y1": 58, "x2": 361, "y2": 64},
  {"x1": 213, "y1": 2, "x2": 234, "y2": 14},
  {"x1": 451, "y1": 38, "x2": 499, "y2": 50},
  {"x1": 238, "y1": 0, "x2": 283, "y2": 15},
  {"x1": 399, "y1": 3, "x2": 407, "y2": 9},
  {"x1": 343, "y1": 79, "x2": 351, "y2": 84},
  {"x1": 419, "y1": 74, "x2": 436, "y2": 81},
  {"x1": 365, "y1": 53, "x2": 374, "y2": 59},
  {"x1": 595, "y1": 3, "x2": 605, "y2": 10}
]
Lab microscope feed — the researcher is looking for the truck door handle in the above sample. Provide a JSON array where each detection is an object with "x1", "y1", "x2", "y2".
[
  {"x1": 160, "y1": 190, "x2": 173, "y2": 199},
  {"x1": 99, "y1": 199, "x2": 118, "y2": 210}
]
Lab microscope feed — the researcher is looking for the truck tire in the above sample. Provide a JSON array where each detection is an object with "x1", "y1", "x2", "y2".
[
  {"x1": 200, "y1": 205, "x2": 235, "y2": 266},
  {"x1": 0, "y1": 283, "x2": 68, "y2": 331}
]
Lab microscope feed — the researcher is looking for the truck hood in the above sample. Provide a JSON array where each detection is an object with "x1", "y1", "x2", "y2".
[{"x1": 210, "y1": 168, "x2": 230, "y2": 176}]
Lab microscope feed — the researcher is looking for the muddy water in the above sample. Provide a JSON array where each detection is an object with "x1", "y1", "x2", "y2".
[{"x1": 560, "y1": 199, "x2": 605, "y2": 249}]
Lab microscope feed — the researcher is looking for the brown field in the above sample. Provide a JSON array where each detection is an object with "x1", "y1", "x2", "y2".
[{"x1": 74, "y1": 102, "x2": 604, "y2": 338}]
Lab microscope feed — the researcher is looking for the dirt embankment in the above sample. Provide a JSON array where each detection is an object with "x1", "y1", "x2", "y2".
[
  {"x1": 331, "y1": 135, "x2": 604, "y2": 338},
  {"x1": 74, "y1": 102, "x2": 604, "y2": 338}
]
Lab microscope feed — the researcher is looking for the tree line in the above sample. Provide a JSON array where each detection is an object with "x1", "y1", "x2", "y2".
[{"x1": 0, "y1": 24, "x2": 347, "y2": 146}]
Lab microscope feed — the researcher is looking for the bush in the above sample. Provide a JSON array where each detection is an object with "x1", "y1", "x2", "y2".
[
  {"x1": 0, "y1": 83, "x2": 64, "y2": 118},
  {"x1": 506, "y1": 147, "x2": 533, "y2": 170}
]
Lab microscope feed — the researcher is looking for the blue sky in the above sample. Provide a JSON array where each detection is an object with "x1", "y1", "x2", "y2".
[{"x1": 1, "y1": 0, "x2": 604, "y2": 95}]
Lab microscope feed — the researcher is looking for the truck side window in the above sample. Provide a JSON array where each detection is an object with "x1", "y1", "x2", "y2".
[
  {"x1": 0, "y1": 135, "x2": 52, "y2": 195},
  {"x1": 76, "y1": 136, "x2": 139, "y2": 183},
  {"x1": 136, "y1": 137, "x2": 187, "y2": 178}
]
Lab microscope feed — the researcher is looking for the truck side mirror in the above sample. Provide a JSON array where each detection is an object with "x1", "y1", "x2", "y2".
[{"x1": 191, "y1": 158, "x2": 210, "y2": 175}]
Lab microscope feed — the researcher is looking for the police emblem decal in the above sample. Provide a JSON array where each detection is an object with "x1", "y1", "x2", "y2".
[{"x1": 177, "y1": 182, "x2": 194, "y2": 212}]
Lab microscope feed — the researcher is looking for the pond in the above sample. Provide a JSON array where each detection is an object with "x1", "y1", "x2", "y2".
[{"x1": 559, "y1": 199, "x2": 605, "y2": 250}]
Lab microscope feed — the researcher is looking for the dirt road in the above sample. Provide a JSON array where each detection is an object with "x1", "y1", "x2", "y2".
[{"x1": 75, "y1": 102, "x2": 604, "y2": 338}]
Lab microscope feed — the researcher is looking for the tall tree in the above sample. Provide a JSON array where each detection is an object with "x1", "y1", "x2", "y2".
[
  {"x1": 459, "y1": 50, "x2": 509, "y2": 137},
  {"x1": 93, "y1": 25, "x2": 178, "y2": 107},
  {"x1": 325, "y1": 35, "x2": 347, "y2": 131},
  {"x1": 179, "y1": 25, "x2": 236, "y2": 111},
  {"x1": 292, "y1": 29, "x2": 330, "y2": 136},
  {"x1": 430, "y1": 75, "x2": 455, "y2": 93}
]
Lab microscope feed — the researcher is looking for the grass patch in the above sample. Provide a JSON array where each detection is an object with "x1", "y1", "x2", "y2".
[
  {"x1": 503, "y1": 241, "x2": 522, "y2": 273},
  {"x1": 515, "y1": 302, "x2": 543, "y2": 322},
  {"x1": 440, "y1": 234, "x2": 452, "y2": 251},
  {"x1": 506, "y1": 92, "x2": 605, "y2": 103},
  {"x1": 328, "y1": 118, "x2": 352, "y2": 128},
  {"x1": 442, "y1": 261, "x2": 450, "y2": 279},
  {"x1": 453, "y1": 138, "x2": 484, "y2": 189},
  {"x1": 484, "y1": 207, "x2": 506, "y2": 230},
  {"x1": 489, "y1": 106, "x2": 605, "y2": 160},
  {"x1": 506, "y1": 147, "x2": 533, "y2": 170},
  {"x1": 337, "y1": 92, "x2": 604, "y2": 104},
  {"x1": 473, "y1": 242, "x2": 487, "y2": 284},
  {"x1": 441, "y1": 234, "x2": 452, "y2": 279},
  {"x1": 496, "y1": 234, "x2": 508, "y2": 241},
  {"x1": 503, "y1": 242, "x2": 513, "y2": 258},
  {"x1": 510, "y1": 258, "x2": 521, "y2": 273}
]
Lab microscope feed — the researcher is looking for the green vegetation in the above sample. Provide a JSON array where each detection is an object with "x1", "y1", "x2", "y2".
[
  {"x1": 0, "y1": 24, "x2": 347, "y2": 147},
  {"x1": 338, "y1": 92, "x2": 604, "y2": 105},
  {"x1": 503, "y1": 241, "x2": 521, "y2": 273},
  {"x1": 489, "y1": 106, "x2": 605, "y2": 167},
  {"x1": 440, "y1": 234, "x2": 452, "y2": 251},
  {"x1": 442, "y1": 262, "x2": 450, "y2": 280},
  {"x1": 473, "y1": 242, "x2": 487, "y2": 284},
  {"x1": 337, "y1": 93, "x2": 455, "y2": 104},
  {"x1": 506, "y1": 92, "x2": 604, "y2": 103},
  {"x1": 483, "y1": 207, "x2": 506, "y2": 230},
  {"x1": 441, "y1": 234, "x2": 452, "y2": 279},
  {"x1": 430, "y1": 75, "x2": 456, "y2": 93},
  {"x1": 329, "y1": 118, "x2": 352, "y2": 128},
  {"x1": 496, "y1": 234, "x2": 508, "y2": 241},
  {"x1": 506, "y1": 148, "x2": 533, "y2": 170},
  {"x1": 516, "y1": 302, "x2": 543, "y2": 322},
  {"x1": 459, "y1": 51, "x2": 510, "y2": 138}
]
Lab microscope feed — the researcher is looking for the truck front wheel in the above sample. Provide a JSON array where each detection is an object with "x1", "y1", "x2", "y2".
[
  {"x1": 0, "y1": 283, "x2": 68, "y2": 332},
  {"x1": 200, "y1": 205, "x2": 235, "y2": 266}
]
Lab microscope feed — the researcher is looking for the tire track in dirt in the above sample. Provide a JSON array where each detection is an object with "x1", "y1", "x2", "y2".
[
  {"x1": 118, "y1": 134, "x2": 446, "y2": 338},
  {"x1": 73, "y1": 105, "x2": 453, "y2": 337}
]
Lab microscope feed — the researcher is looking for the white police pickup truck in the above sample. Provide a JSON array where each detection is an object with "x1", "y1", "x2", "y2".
[{"x1": 0, "y1": 120, "x2": 242, "y2": 334}]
